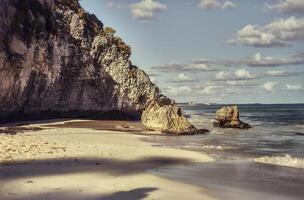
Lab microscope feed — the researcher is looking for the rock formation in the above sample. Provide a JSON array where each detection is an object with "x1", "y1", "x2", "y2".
[
  {"x1": 213, "y1": 106, "x2": 251, "y2": 129},
  {"x1": 142, "y1": 102, "x2": 209, "y2": 135},
  {"x1": 0, "y1": 0, "x2": 203, "y2": 134},
  {"x1": 0, "y1": 0, "x2": 163, "y2": 120}
]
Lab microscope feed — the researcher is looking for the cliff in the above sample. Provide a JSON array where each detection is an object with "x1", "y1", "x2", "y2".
[
  {"x1": 0, "y1": 0, "x2": 171, "y2": 120},
  {"x1": 0, "y1": 0, "x2": 206, "y2": 134}
]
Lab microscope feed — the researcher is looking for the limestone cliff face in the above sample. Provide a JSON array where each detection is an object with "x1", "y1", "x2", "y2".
[{"x1": 0, "y1": 0, "x2": 170, "y2": 120}]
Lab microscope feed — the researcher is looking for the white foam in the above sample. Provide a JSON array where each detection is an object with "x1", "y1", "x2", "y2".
[
  {"x1": 211, "y1": 130, "x2": 224, "y2": 134},
  {"x1": 254, "y1": 154, "x2": 304, "y2": 169},
  {"x1": 201, "y1": 145, "x2": 234, "y2": 150}
]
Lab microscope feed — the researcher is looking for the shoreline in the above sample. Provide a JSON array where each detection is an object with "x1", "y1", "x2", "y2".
[{"x1": 1, "y1": 119, "x2": 304, "y2": 200}]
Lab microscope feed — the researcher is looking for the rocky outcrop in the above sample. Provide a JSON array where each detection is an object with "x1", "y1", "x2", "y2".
[
  {"x1": 142, "y1": 102, "x2": 209, "y2": 135},
  {"x1": 213, "y1": 106, "x2": 251, "y2": 129},
  {"x1": 0, "y1": 0, "x2": 202, "y2": 134},
  {"x1": 0, "y1": 0, "x2": 167, "y2": 120}
]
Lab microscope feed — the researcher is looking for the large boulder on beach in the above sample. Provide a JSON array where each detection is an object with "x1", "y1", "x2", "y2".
[
  {"x1": 141, "y1": 102, "x2": 209, "y2": 135},
  {"x1": 213, "y1": 106, "x2": 251, "y2": 129}
]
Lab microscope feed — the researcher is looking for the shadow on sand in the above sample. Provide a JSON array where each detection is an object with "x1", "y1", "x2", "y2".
[
  {"x1": 100, "y1": 188, "x2": 158, "y2": 200},
  {"x1": 0, "y1": 156, "x2": 188, "y2": 199},
  {"x1": 1, "y1": 187, "x2": 158, "y2": 200},
  {"x1": 0, "y1": 156, "x2": 190, "y2": 180}
]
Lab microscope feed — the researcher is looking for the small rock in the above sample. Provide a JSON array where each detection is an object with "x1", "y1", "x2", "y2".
[
  {"x1": 26, "y1": 180, "x2": 34, "y2": 184},
  {"x1": 121, "y1": 123, "x2": 130, "y2": 128},
  {"x1": 213, "y1": 106, "x2": 251, "y2": 129}
]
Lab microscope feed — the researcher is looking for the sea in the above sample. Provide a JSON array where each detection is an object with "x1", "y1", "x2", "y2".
[
  {"x1": 146, "y1": 103, "x2": 304, "y2": 160},
  {"x1": 146, "y1": 104, "x2": 304, "y2": 199}
]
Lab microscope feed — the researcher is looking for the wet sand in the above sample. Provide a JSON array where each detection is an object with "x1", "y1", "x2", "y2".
[
  {"x1": 45, "y1": 119, "x2": 147, "y2": 134},
  {"x1": 1, "y1": 119, "x2": 304, "y2": 200},
  {"x1": 152, "y1": 160, "x2": 304, "y2": 200}
]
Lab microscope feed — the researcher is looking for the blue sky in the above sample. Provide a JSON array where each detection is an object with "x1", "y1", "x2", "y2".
[{"x1": 80, "y1": 0, "x2": 304, "y2": 104}]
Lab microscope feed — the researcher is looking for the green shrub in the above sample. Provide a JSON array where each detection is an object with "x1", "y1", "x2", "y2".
[
  {"x1": 104, "y1": 27, "x2": 116, "y2": 36},
  {"x1": 99, "y1": 27, "x2": 131, "y2": 57}
]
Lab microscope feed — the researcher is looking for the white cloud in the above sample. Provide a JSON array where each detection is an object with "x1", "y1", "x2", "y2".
[
  {"x1": 266, "y1": 70, "x2": 287, "y2": 76},
  {"x1": 151, "y1": 62, "x2": 184, "y2": 72},
  {"x1": 196, "y1": 52, "x2": 304, "y2": 67},
  {"x1": 266, "y1": 70, "x2": 304, "y2": 77},
  {"x1": 222, "y1": 1, "x2": 237, "y2": 9},
  {"x1": 180, "y1": 86, "x2": 192, "y2": 92},
  {"x1": 234, "y1": 69, "x2": 254, "y2": 78},
  {"x1": 130, "y1": 0, "x2": 167, "y2": 21},
  {"x1": 226, "y1": 80, "x2": 257, "y2": 87},
  {"x1": 198, "y1": 0, "x2": 221, "y2": 9},
  {"x1": 253, "y1": 52, "x2": 271, "y2": 62},
  {"x1": 263, "y1": 81, "x2": 278, "y2": 91},
  {"x1": 230, "y1": 17, "x2": 304, "y2": 47},
  {"x1": 187, "y1": 63, "x2": 213, "y2": 71},
  {"x1": 213, "y1": 68, "x2": 303, "y2": 84},
  {"x1": 215, "y1": 71, "x2": 230, "y2": 80},
  {"x1": 173, "y1": 73, "x2": 197, "y2": 82},
  {"x1": 107, "y1": 1, "x2": 125, "y2": 9},
  {"x1": 197, "y1": 83, "x2": 249, "y2": 96},
  {"x1": 247, "y1": 52, "x2": 304, "y2": 67},
  {"x1": 200, "y1": 85, "x2": 218, "y2": 94},
  {"x1": 215, "y1": 69, "x2": 257, "y2": 81},
  {"x1": 265, "y1": 0, "x2": 304, "y2": 13},
  {"x1": 265, "y1": 17, "x2": 304, "y2": 41},
  {"x1": 163, "y1": 86, "x2": 192, "y2": 94},
  {"x1": 198, "y1": 0, "x2": 237, "y2": 10},
  {"x1": 151, "y1": 61, "x2": 219, "y2": 72},
  {"x1": 286, "y1": 84, "x2": 303, "y2": 90},
  {"x1": 229, "y1": 24, "x2": 285, "y2": 47}
]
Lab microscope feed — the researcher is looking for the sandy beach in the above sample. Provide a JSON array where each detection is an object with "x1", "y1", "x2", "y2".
[
  {"x1": 0, "y1": 120, "x2": 215, "y2": 200},
  {"x1": 1, "y1": 119, "x2": 304, "y2": 200}
]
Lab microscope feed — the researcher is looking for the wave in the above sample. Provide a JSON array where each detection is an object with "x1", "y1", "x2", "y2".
[
  {"x1": 254, "y1": 154, "x2": 304, "y2": 169},
  {"x1": 201, "y1": 145, "x2": 236, "y2": 150}
]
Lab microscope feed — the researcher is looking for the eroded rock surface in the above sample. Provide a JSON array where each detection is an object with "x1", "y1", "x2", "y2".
[
  {"x1": 0, "y1": 0, "x2": 166, "y2": 120},
  {"x1": 213, "y1": 106, "x2": 251, "y2": 129},
  {"x1": 142, "y1": 102, "x2": 209, "y2": 135}
]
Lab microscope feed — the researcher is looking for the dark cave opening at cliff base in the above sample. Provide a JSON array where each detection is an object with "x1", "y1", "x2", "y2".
[{"x1": 0, "y1": 110, "x2": 142, "y2": 125}]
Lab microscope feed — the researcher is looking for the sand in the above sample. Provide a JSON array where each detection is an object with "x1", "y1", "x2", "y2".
[{"x1": 0, "y1": 120, "x2": 216, "y2": 200}]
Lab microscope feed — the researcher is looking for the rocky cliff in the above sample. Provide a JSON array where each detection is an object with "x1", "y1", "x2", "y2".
[
  {"x1": 0, "y1": 0, "x2": 205, "y2": 134},
  {"x1": 0, "y1": 0, "x2": 171, "y2": 121}
]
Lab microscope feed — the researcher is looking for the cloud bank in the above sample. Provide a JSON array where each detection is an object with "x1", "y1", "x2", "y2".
[
  {"x1": 195, "y1": 52, "x2": 304, "y2": 67},
  {"x1": 151, "y1": 61, "x2": 219, "y2": 73},
  {"x1": 265, "y1": 0, "x2": 304, "y2": 14},
  {"x1": 229, "y1": 17, "x2": 304, "y2": 47},
  {"x1": 198, "y1": 0, "x2": 237, "y2": 10}
]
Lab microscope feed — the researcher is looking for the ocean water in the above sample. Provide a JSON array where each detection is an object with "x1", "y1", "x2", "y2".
[{"x1": 147, "y1": 104, "x2": 304, "y2": 160}]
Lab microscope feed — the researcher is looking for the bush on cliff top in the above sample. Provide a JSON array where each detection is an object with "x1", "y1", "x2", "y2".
[{"x1": 101, "y1": 27, "x2": 132, "y2": 58}]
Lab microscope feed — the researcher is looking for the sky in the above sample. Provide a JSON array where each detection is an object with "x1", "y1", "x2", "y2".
[{"x1": 80, "y1": 0, "x2": 304, "y2": 104}]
